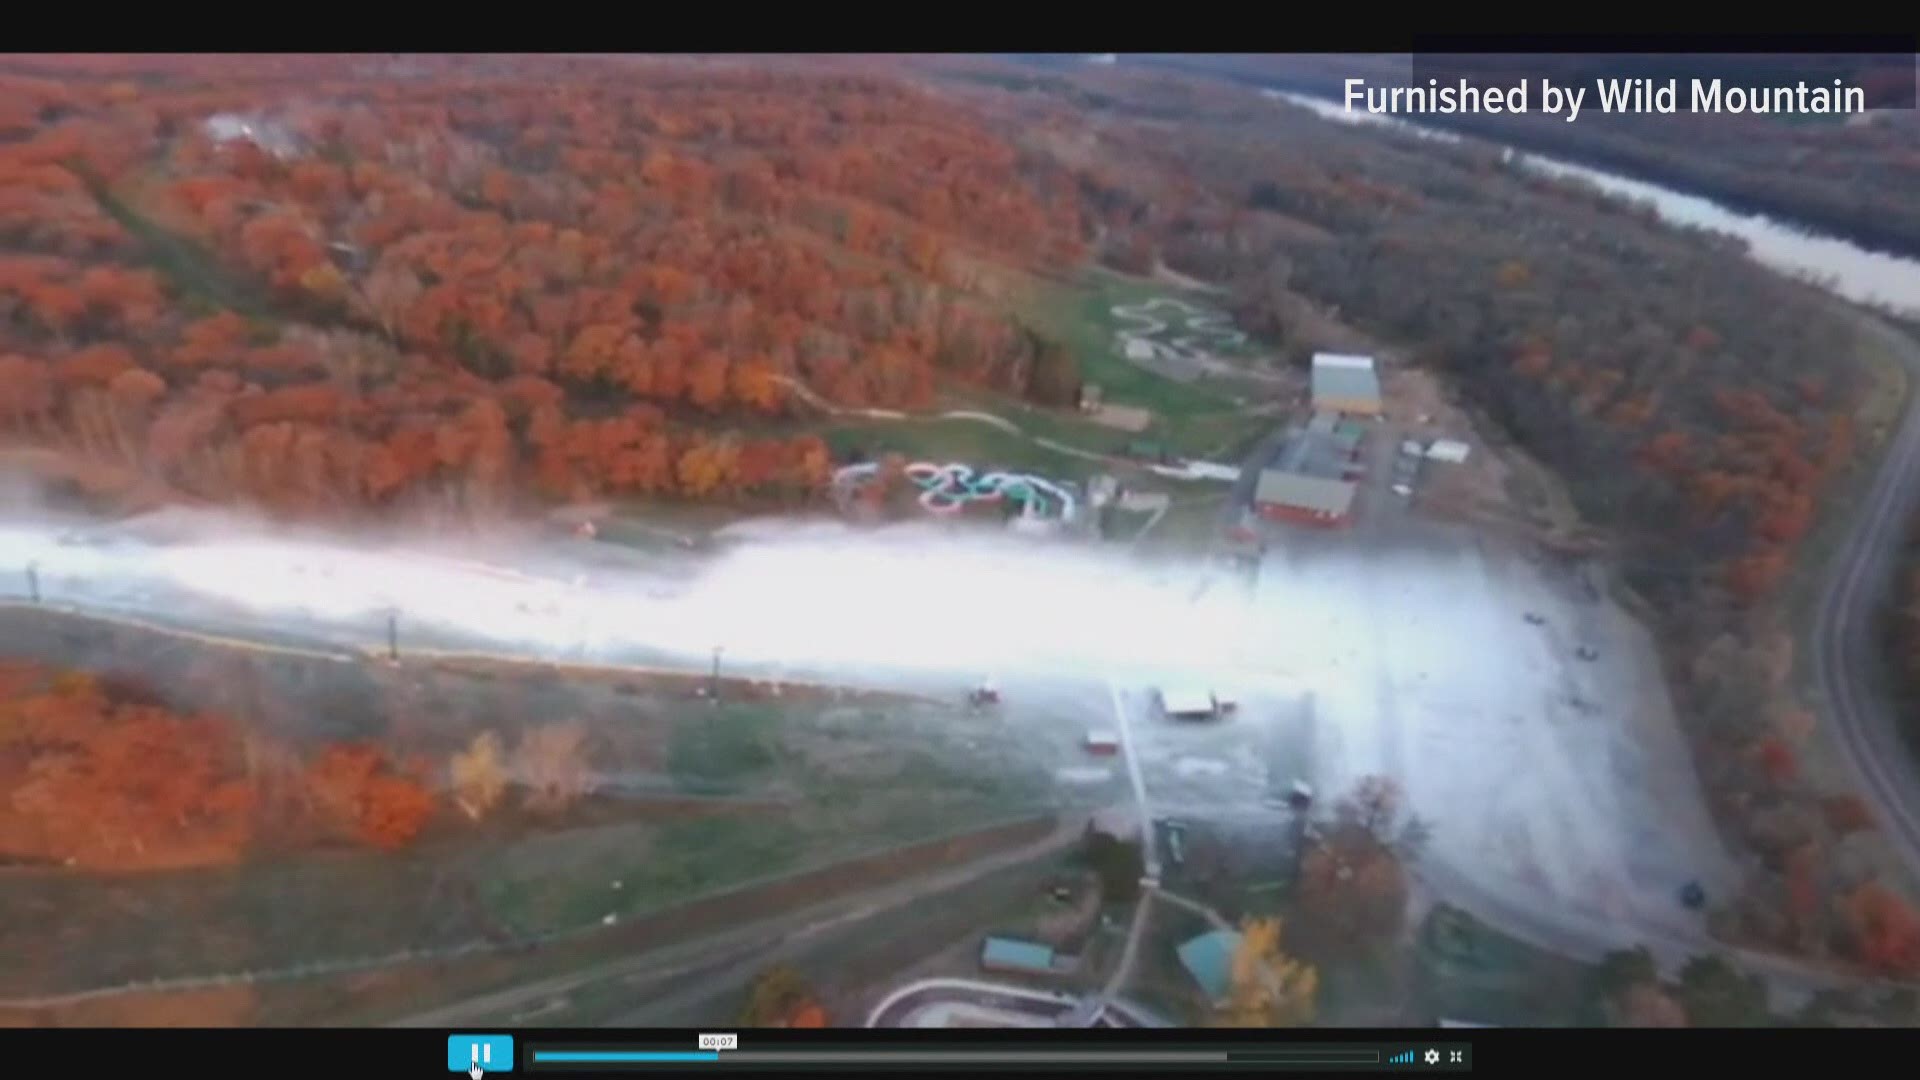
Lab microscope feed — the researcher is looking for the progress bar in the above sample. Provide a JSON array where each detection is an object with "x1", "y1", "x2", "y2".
[
  {"x1": 522, "y1": 1045, "x2": 1466, "y2": 1068},
  {"x1": 539, "y1": 1052, "x2": 1315, "y2": 1064},
  {"x1": 538, "y1": 1053, "x2": 723, "y2": 1064}
]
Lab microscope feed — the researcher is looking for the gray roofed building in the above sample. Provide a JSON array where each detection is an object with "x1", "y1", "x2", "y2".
[{"x1": 1277, "y1": 412, "x2": 1364, "y2": 480}]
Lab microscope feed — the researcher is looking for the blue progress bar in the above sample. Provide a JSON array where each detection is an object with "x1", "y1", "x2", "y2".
[{"x1": 534, "y1": 1052, "x2": 719, "y2": 1064}]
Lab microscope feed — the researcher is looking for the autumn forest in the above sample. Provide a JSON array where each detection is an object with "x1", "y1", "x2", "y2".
[{"x1": 2, "y1": 55, "x2": 1090, "y2": 521}]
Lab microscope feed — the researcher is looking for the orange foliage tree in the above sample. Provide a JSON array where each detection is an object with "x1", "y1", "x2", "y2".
[
  {"x1": 304, "y1": 743, "x2": 435, "y2": 850},
  {"x1": 0, "y1": 664, "x2": 256, "y2": 870}
]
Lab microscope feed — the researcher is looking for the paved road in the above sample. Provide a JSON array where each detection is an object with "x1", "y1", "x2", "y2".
[
  {"x1": 865, "y1": 978, "x2": 1081, "y2": 1027},
  {"x1": 1809, "y1": 307, "x2": 1920, "y2": 877}
]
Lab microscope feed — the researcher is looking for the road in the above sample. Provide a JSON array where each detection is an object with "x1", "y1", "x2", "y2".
[
  {"x1": 865, "y1": 978, "x2": 1081, "y2": 1027},
  {"x1": 1809, "y1": 307, "x2": 1920, "y2": 876}
]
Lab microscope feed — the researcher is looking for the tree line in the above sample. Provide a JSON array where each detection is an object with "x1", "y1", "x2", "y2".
[{"x1": 0, "y1": 659, "x2": 605, "y2": 871}]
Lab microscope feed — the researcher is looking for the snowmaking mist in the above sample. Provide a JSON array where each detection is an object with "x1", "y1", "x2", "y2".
[
  {"x1": 2, "y1": 503, "x2": 1747, "y2": 934},
  {"x1": 0, "y1": 510, "x2": 1267, "y2": 683}
]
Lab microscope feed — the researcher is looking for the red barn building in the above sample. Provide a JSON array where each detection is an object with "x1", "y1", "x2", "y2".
[{"x1": 1254, "y1": 470, "x2": 1356, "y2": 528}]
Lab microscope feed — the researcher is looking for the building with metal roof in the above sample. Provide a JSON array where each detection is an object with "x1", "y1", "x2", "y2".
[
  {"x1": 1176, "y1": 929, "x2": 1243, "y2": 1005},
  {"x1": 1157, "y1": 687, "x2": 1220, "y2": 719},
  {"x1": 1254, "y1": 470, "x2": 1357, "y2": 527},
  {"x1": 981, "y1": 936, "x2": 1059, "y2": 976},
  {"x1": 1311, "y1": 353, "x2": 1382, "y2": 416}
]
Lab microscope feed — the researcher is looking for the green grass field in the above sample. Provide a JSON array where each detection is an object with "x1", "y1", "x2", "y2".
[
  {"x1": 0, "y1": 673, "x2": 1059, "y2": 1000},
  {"x1": 822, "y1": 416, "x2": 1099, "y2": 479},
  {"x1": 1411, "y1": 905, "x2": 1588, "y2": 1025},
  {"x1": 1154, "y1": 408, "x2": 1275, "y2": 461},
  {"x1": 668, "y1": 703, "x2": 781, "y2": 794}
]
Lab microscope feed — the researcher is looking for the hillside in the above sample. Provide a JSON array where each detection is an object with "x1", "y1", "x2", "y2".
[
  {"x1": 926, "y1": 57, "x2": 1920, "y2": 972},
  {"x1": 0, "y1": 55, "x2": 1090, "y2": 521}
]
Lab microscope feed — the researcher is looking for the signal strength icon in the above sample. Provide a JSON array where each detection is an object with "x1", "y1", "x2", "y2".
[{"x1": 1391, "y1": 1050, "x2": 1417, "y2": 1064}]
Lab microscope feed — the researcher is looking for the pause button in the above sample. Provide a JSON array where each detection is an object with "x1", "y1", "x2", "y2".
[{"x1": 447, "y1": 1035, "x2": 515, "y2": 1074}]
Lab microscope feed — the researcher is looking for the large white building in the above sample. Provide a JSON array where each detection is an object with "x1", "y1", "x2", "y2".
[{"x1": 1310, "y1": 353, "x2": 1383, "y2": 416}]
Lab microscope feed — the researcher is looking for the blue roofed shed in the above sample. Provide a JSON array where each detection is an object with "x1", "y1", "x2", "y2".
[
  {"x1": 981, "y1": 936, "x2": 1058, "y2": 975},
  {"x1": 1177, "y1": 929, "x2": 1242, "y2": 1004}
]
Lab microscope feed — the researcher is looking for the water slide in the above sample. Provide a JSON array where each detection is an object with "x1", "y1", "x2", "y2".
[{"x1": 832, "y1": 462, "x2": 1077, "y2": 520}]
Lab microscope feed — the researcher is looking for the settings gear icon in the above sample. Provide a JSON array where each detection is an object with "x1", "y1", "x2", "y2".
[{"x1": 1423, "y1": 1049, "x2": 1441, "y2": 1065}]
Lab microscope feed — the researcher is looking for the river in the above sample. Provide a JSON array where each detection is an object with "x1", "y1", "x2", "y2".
[{"x1": 1263, "y1": 89, "x2": 1920, "y2": 317}]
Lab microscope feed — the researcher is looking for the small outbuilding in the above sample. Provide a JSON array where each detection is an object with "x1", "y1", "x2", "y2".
[
  {"x1": 1158, "y1": 687, "x2": 1220, "y2": 720},
  {"x1": 1176, "y1": 929, "x2": 1243, "y2": 1006},
  {"x1": 981, "y1": 936, "x2": 1061, "y2": 976}
]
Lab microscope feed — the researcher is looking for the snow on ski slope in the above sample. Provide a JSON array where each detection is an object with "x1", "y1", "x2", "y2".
[{"x1": 0, "y1": 507, "x2": 1733, "y2": 933}]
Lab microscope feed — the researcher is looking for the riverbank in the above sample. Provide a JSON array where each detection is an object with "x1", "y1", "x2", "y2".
[{"x1": 1136, "y1": 59, "x2": 1920, "y2": 266}]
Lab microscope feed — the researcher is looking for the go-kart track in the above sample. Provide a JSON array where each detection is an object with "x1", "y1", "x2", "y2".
[
  {"x1": 0, "y1": 504, "x2": 1739, "y2": 975},
  {"x1": 1109, "y1": 297, "x2": 1289, "y2": 385}
]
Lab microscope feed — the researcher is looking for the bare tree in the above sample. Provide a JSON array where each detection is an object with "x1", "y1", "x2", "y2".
[{"x1": 518, "y1": 720, "x2": 595, "y2": 814}]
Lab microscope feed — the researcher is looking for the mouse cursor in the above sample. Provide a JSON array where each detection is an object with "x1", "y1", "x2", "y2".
[
  {"x1": 470, "y1": 1043, "x2": 485, "y2": 1079},
  {"x1": 469, "y1": 1067, "x2": 484, "y2": 1080}
]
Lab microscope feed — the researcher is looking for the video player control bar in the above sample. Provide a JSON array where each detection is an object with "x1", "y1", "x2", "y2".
[{"x1": 518, "y1": 1042, "x2": 1473, "y2": 1072}]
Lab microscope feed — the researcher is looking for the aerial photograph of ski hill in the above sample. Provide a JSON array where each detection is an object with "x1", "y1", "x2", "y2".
[{"x1": 2, "y1": 50, "x2": 1919, "y2": 1036}]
